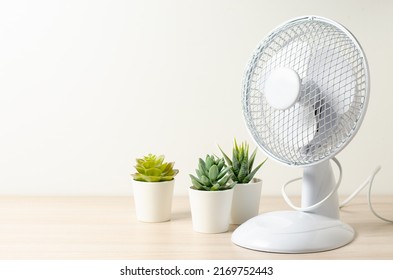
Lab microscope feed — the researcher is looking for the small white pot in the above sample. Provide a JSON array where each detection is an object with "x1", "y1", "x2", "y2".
[
  {"x1": 189, "y1": 187, "x2": 234, "y2": 233},
  {"x1": 231, "y1": 178, "x2": 262, "y2": 224},
  {"x1": 132, "y1": 179, "x2": 175, "y2": 222}
]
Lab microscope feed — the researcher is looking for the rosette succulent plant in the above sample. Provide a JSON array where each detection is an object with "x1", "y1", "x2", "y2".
[
  {"x1": 132, "y1": 154, "x2": 179, "y2": 182},
  {"x1": 190, "y1": 154, "x2": 236, "y2": 191},
  {"x1": 219, "y1": 139, "x2": 267, "y2": 184}
]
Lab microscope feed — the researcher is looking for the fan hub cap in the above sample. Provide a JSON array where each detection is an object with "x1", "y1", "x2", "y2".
[{"x1": 264, "y1": 67, "x2": 301, "y2": 110}]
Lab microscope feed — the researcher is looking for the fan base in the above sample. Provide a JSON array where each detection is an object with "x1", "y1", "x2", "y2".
[{"x1": 232, "y1": 210, "x2": 354, "y2": 253}]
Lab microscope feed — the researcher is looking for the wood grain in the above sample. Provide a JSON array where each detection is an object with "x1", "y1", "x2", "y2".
[{"x1": 0, "y1": 196, "x2": 392, "y2": 259}]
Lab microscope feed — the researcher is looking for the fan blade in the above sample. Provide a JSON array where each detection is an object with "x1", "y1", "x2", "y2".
[
  {"x1": 270, "y1": 102, "x2": 317, "y2": 161},
  {"x1": 300, "y1": 97, "x2": 338, "y2": 157},
  {"x1": 306, "y1": 46, "x2": 356, "y2": 115}
]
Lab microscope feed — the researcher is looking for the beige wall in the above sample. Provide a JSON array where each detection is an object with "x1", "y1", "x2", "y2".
[{"x1": 0, "y1": 0, "x2": 391, "y2": 196}]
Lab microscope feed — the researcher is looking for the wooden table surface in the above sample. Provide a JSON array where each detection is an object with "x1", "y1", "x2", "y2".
[{"x1": 0, "y1": 195, "x2": 391, "y2": 259}]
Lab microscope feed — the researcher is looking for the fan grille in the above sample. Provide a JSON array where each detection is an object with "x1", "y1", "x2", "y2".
[{"x1": 242, "y1": 17, "x2": 369, "y2": 166}]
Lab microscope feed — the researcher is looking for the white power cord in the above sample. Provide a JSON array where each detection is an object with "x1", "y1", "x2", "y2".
[
  {"x1": 281, "y1": 158, "x2": 392, "y2": 223},
  {"x1": 339, "y1": 165, "x2": 380, "y2": 208}
]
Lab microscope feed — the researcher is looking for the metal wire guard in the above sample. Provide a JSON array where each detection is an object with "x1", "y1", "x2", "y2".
[{"x1": 242, "y1": 16, "x2": 369, "y2": 166}]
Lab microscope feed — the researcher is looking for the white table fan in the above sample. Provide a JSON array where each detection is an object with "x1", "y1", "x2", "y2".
[{"x1": 232, "y1": 16, "x2": 370, "y2": 253}]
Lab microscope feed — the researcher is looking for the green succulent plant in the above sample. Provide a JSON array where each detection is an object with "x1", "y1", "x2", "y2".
[
  {"x1": 190, "y1": 154, "x2": 236, "y2": 191},
  {"x1": 219, "y1": 139, "x2": 267, "y2": 184},
  {"x1": 132, "y1": 154, "x2": 179, "y2": 182}
]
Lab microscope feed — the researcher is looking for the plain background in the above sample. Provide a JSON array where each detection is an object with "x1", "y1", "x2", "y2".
[{"x1": 0, "y1": 0, "x2": 392, "y2": 197}]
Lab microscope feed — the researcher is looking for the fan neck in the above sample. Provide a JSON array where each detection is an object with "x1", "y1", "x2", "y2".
[{"x1": 301, "y1": 160, "x2": 339, "y2": 219}]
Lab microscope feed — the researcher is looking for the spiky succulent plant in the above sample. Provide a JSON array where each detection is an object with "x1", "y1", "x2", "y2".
[
  {"x1": 219, "y1": 139, "x2": 267, "y2": 184},
  {"x1": 190, "y1": 154, "x2": 236, "y2": 191},
  {"x1": 132, "y1": 154, "x2": 179, "y2": 182}
]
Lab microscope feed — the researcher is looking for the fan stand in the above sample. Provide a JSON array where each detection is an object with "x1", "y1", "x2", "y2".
[{"x1": 232, "y1": 160, "x2": 355, "y2": 253}]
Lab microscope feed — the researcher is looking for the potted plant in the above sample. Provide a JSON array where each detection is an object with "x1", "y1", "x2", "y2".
[
  {"x1": 131, "y1": 154, "x2": 179, "y2": 222},
  {"x1": 219, "y1": 140, "x2": 267, "y2": 224},
  {"x1": 189, "y1": 154, "x2": 237, "y2": 233}
]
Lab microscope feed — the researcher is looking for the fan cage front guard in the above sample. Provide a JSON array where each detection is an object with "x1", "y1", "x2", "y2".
[{"x1": 242, "y1": 16, "x2": 370, "y2": 167}]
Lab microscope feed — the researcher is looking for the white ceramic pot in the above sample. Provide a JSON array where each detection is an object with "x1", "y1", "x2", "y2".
[
  {"x1": 132, "y1": 179, "x2": 175, "y2": 222},
  {"x1": 231, "y1": 178, "x2": 262, "y2": 224},
  {"x1": 189, "y1": 187, "x2": 234, "y2": 233}
]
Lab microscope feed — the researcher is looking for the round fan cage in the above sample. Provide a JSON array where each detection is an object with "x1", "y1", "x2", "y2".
[{"x1": 242, "y1": 16, "x2": 369, "y2": 166}]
